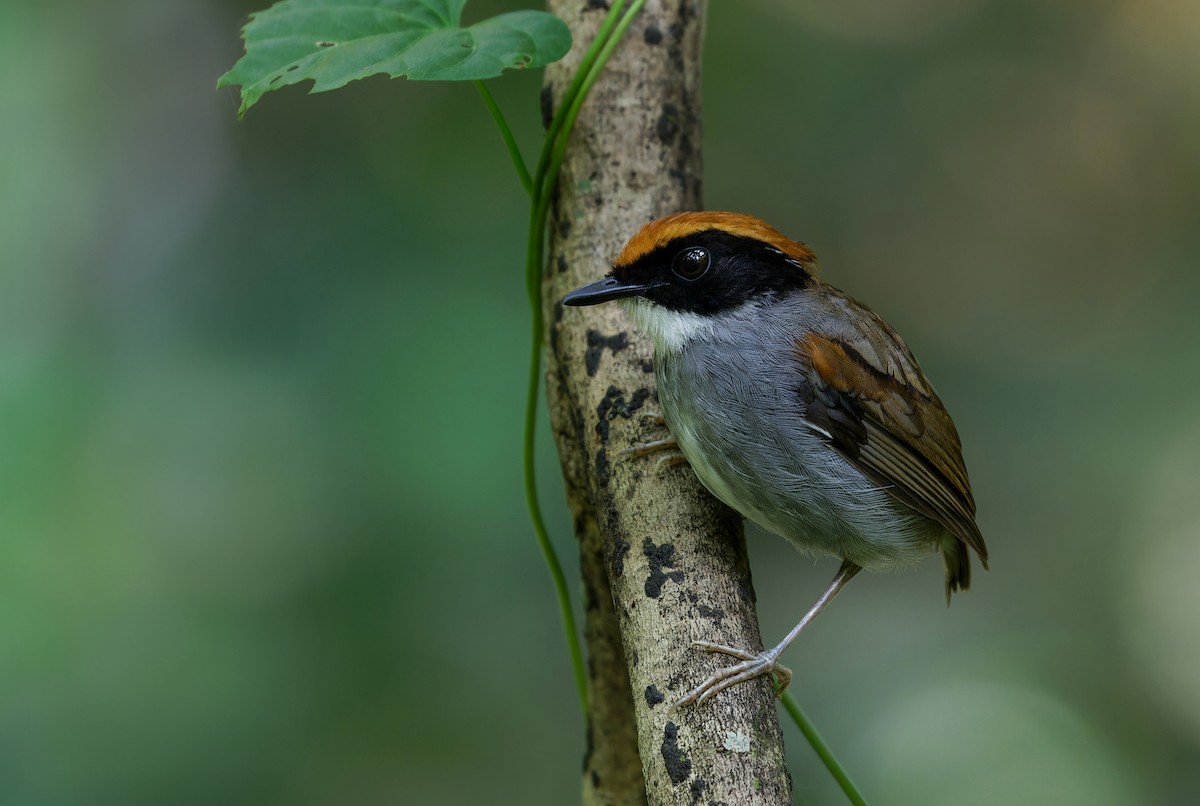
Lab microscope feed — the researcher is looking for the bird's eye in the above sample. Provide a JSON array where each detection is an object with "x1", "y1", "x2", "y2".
[{"x1": 672, "y1": 247, "x2": 710, "y2": 280}]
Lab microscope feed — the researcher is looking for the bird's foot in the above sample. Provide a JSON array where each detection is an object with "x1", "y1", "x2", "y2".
[
  {"x1": 618, "y1": 436, "x2": 687, "y2": 472},
  {"x1": 674, "y1": 641, "x2": 793, "y2": 708},
  {"x1": 618, "y1": 413, "x2": 687, "y2": 472}
]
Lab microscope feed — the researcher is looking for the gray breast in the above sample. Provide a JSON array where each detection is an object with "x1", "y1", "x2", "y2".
[{"x1": 653, "y1": 307, "x2": 940, "y2": 571}]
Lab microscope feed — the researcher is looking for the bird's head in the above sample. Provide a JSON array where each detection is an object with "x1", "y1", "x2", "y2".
[{"x1": 563, "y1": 212, "x2": 818, "y2": 352}]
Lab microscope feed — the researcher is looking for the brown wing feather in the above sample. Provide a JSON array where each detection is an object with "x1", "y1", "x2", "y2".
[{"x1": 795, "y1": 296, "x2": 988, "y2": 568}]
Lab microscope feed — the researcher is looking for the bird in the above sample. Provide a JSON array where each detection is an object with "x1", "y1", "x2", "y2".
[{"x1": 562, "y1": 211, "x2": 988, "y2": 707}]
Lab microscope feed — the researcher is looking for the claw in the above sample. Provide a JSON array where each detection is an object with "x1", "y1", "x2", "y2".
[
  {"x1": 674, "y1": 643, "x2": 792, "y2": 708},
  {"x1": 691, "y1": 640, "x2": 757, "y2": 661},
  {"x1": 655, "y1": 453, "x2": 689, "y2": 472},
  {"x1": 617, "y1": 434, "x2": 689, "y2": 475},
  {"x1": 617, "y1": 436, "x2": 678, "y2": 461}
]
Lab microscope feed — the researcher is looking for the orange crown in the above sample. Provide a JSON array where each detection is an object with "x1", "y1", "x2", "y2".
[{"x1": 616, "y1": 212, "x2": 817, "y2": 268}]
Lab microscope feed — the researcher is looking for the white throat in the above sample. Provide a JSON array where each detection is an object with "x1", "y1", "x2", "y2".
[{"x1": 623, "y1": 299, "x2": 715, "y2": 354}]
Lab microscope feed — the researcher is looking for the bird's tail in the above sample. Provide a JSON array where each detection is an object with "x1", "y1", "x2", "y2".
[{"x1": 941, "y1": 535, "x2": 972, "y2": 606}]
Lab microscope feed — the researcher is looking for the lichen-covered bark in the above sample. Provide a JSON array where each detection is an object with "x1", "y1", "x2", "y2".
[{"x1": 543, "y1": 2, "x2": 791, "y2": 803}]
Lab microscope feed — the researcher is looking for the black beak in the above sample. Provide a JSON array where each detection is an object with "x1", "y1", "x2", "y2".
[{"x1": 562, "y1": 275, "x2": 648, "y2": 306}]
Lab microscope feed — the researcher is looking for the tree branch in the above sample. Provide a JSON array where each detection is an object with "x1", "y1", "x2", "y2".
[{"x1": 543, "y1": 2, "x2": 791, "y2": 802}]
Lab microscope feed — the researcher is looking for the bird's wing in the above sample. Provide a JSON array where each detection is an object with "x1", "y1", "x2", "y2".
[{"x1": 793, "y1": 293, "x2": 988, "y2": 566}]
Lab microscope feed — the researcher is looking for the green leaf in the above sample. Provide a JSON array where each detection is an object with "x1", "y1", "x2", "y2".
[{"x1": 218, "y1": 0, "x2": 572, "y2": 117}]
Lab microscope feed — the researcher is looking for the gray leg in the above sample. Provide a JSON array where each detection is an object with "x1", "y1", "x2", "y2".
[{"x1": 675, "y1": 561, "x2": 862, "y2": 708}]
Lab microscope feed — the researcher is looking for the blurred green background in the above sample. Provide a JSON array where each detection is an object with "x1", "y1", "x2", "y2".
[{"x1": 2, "y1": 0, "x2": 1198, "y2": 803}]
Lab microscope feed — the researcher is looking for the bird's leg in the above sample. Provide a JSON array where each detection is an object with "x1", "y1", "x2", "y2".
[
  {"x1": 618, "y1": 413, "x2": 688, "y2": 471},
  {"x1": 675, "y1": 560, "x2": 862, "y2": 708}
]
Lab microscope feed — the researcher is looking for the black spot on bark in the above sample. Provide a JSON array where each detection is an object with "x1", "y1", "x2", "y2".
[
  {"x1": 585, "y1": 330, "x2": 629, "y2": 376},
  {"x1": 656, "y1": 103, "x2": 680, "y2": 144},
  {"x1": 644, "y1": 25, "x2": 663, "y2": 45},
  {"x1": 642, "y1": 359, "x2": 655, "y2": 373},
  {"x1": 644, "y1": 538, "x2": 684, "y2": 598},
  {"x1": 597, "y1": 384, "x2": 650, "y2": 420},
  {"x1": 587, "y1": 0, "x2": 609, "y2": 10},
  {"x1": 645, "y1": 684, "x2": 664, "y2": 707},
  {"x1": 629, "y1": 387, "x2": 651, "y2": 411},
  {"x1": 595, "y1": 384, "x2": 650, "y2": 441},
  {"x1": 697, "y1": 603, "x2": 725, "y2": 627},
  {"x1": 689, "y1": 777, "x2": 706, "y2": 804},
  {"x1": 596, "y1": 447, "x2": 610, "y2": 486},
  {"x1": 611, "y1": 535, "x2": 630, "y2": 577},
  {"x1": 559, "y1": 217, "x2": 572, "y2": 239},
  {"x1": 661, "y1": 721, "x2": 692, "y2": 784},
  {"x1": 591, "y1": 770, "x2": 601, "y2": 789},
  {"x1": 557, "y1": 254, "x2": 567, "y2": 273},
  {"x1": 540, "y1": 83, "x2": 553, "y2": 130}
]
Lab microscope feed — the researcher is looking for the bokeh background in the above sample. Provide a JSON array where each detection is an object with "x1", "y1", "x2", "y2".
[{"x1": 3, "y1": 0, "x2": 1198, "y2": 803}]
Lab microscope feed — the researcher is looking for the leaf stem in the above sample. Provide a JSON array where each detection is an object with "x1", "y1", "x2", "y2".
[
  {"x1": 532, "y1": 0, "x2": 630, "y2": 192},
  {"x1": 474, "y1": 80, "x2": 533, "y2": 195},
  {"x1": 780, "y1": 691, "x2": 870, "y2": 805}
]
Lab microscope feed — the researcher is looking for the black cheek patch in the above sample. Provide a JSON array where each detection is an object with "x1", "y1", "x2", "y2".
[{"x1": 625, "y1": 231, "x2": 815, "y2": 315}]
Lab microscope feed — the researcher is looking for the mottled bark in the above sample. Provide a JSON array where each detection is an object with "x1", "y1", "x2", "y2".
[{"x1": 543, "y1": 2, "x2": 791, "y2": 803}]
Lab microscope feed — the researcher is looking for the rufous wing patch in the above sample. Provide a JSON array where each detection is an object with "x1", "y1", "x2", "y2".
[
  {"x1": 796, "y1": 330, "x2": 988, "y2": 567},
  {"x1": 802, "y1": 332, "x2": 906, "y2": 408}
]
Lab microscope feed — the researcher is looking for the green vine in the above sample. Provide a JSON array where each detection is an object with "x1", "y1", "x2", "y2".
[
  {"x1": 781, "y1": 691, "x2": 868, "y2": 805},
  {"x1": 473, "y1": 81, "x2": 533, "y2": 194}
]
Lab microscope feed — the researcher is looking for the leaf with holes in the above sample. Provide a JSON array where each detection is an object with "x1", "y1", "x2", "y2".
[{"x1": 218, "y1": 0, "x2": 571, "y2": 117}]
